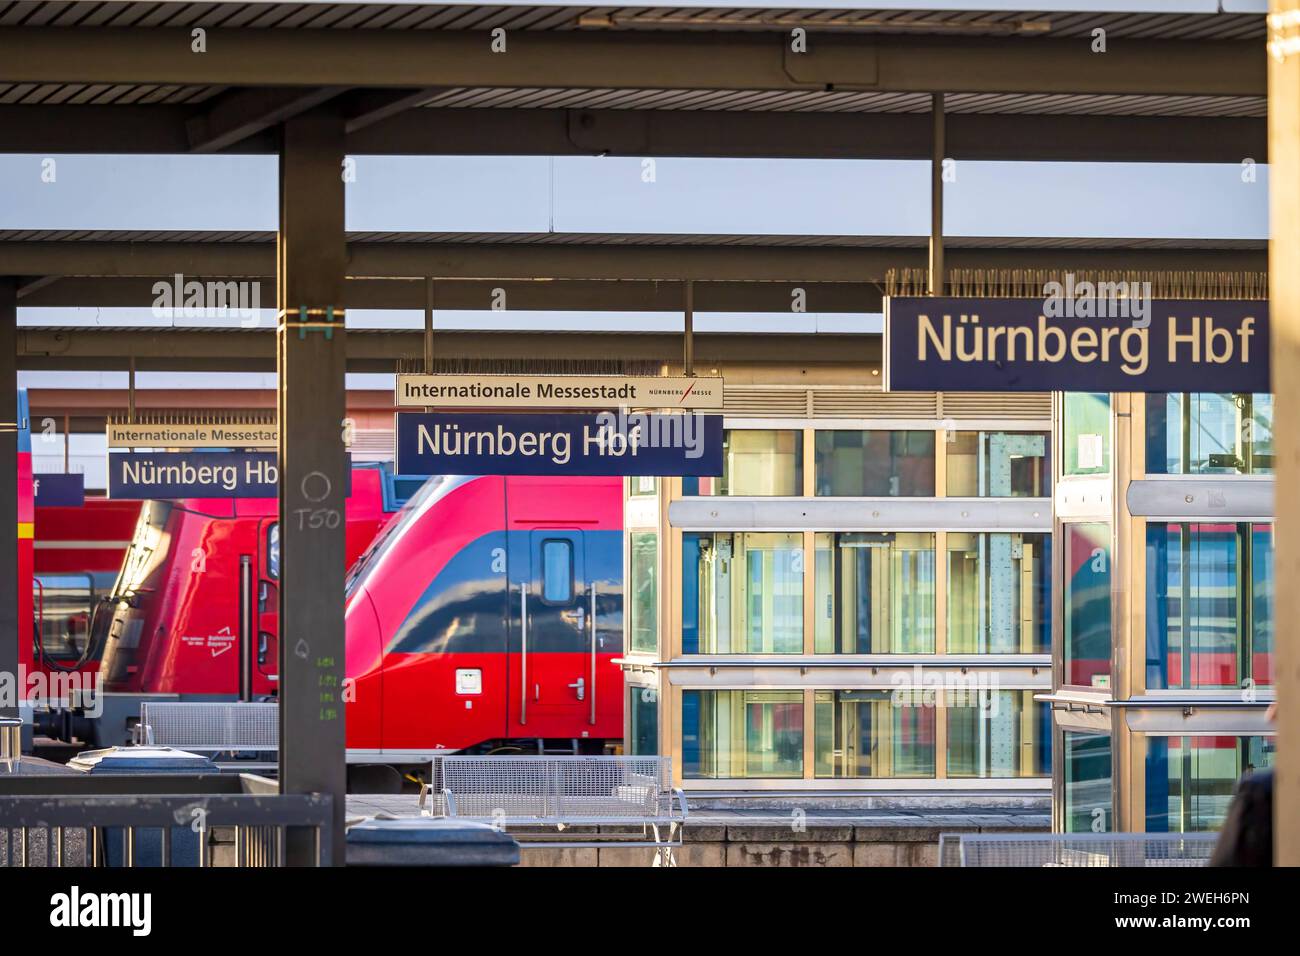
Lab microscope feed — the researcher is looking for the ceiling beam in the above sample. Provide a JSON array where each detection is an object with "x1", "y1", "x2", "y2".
[
  {"x1": 0, "y1": 29, "x2": 1264, "y2": 98},
  {"x1": 18, "y1": 329, "x2": 880, "y2": 372},
  {"x1": 0, "y1": 104, "x2": 1264, "y2": 162},
  {"x1": 186, "y1": 86, "x2": 344, "y2": 152},
  {"x1": 16, "y1": 276, "x2": 887, "y2": 312},
  {"x1": 0, "y1": 240, "x2": 1265, "y2": 284}
]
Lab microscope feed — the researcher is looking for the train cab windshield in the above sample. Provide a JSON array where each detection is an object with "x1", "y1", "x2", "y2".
[{"x1": 345, "y1": 474, "x2": 468, "y2": 598}]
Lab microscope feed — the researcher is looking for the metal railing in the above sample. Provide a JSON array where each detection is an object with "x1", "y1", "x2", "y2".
[
  {"x1": 0, "y1": 717, "x2": 19, "y2": 773},
  {"x1": 420, "y1": 755, "x2": 687, "y2": 857},
  {"x1": 138, "y1": 701, "x2": 278, "y2": 753},
  {"x1": 938, "y1": 832, "x2": 1219, "y2": 867},
  {"x1": 0, "y1": 793, "x2": 331, "y2": 867}
]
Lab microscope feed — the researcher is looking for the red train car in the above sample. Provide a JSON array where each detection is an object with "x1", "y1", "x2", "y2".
[
  {"x1": 344, "y1": 475, "x2": 624, "y2": 777},
  {"x1": 35, "y1": 463, "x2": 411, "y2": 746},
  {"x1": 32, "y1": 497, "x2": 139, "y2": 678}
]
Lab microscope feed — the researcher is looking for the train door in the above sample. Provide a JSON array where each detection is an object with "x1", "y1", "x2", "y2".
[
  {"x1": 507, "y1": 529, "x2": 595, "y2": 740},
  {"x1": 253, "y1": 518, "x2": 280, "y2": 694}
]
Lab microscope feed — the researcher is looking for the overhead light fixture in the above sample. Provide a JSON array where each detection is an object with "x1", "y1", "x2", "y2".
[{"x1": 577, "y1": 14, "x2": 1052, "y2": 36}]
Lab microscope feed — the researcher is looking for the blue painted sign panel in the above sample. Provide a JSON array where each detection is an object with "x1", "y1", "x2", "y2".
[
  {"x1": 885, "y1": 296, "x2": 1269, "y2": 392},
  {"x1": 106, "y1": 453, "x2": 353, "y2": 499},
  {"x1": 108, "y1": 452, "x2": 281, "y2": 499},
  {"x1": 396, "y1": 412, "x2": 723, "y2": 476},
  {"x1": 33, "y1": 473, "x2": 85, "y2": 507}
]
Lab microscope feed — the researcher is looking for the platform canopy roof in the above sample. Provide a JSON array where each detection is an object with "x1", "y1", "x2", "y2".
[
  {"x1": 0, "y1": 1, "x2": 1271, "y2": 369},
  {"x1": 0, "y1": 1, "x2": 1267, "y2": 158}
]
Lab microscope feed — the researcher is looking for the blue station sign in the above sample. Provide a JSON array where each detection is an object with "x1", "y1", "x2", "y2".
[
  {"x1": 885, "y1": 296, "x2": 1269, "y2": 392},
  {"x1": 396, "y1": 412, "x2": 724, "y2": 477},
  {"x1": 33, "y1": 473, "x2": 85, "y2": 508},
  {"x1": 108, "y1": 451, "x2": 282, "y2": 499}
]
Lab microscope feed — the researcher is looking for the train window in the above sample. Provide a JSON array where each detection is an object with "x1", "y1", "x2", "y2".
[
  {"x1": 267, "y1": 523, "x2": 280, "y2": 580},
  {"x1": 541, "y1": 539, "x2": 573, "y2": 603}
]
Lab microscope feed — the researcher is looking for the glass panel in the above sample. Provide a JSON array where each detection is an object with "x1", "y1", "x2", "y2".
[
  {"x1": 1146, "y1": 522, "x2": 1273, "y2": 689},
  {"x1": 1064, "y1": 523, "x2": 1111, "y2": 688},
  {"x1": 946, "y1": 533, "x2": 1051, "y2": 653},
  {"x1": 628, "y1": 532, "x2": 658, "y2": 655},
  {"x1": 682, "y1": 690, "x2": 803, "y2": 779},
  {"x1": 945, "y1": 690, "x2": 1051, "y2": 778},
  {"x1": 628, "y1": 686, "x2": 659, "y2": 755},
  {"x1": 946, "y1": 431, "x2": 1050, "y2": 497},
  {"x1": 267, "y1": 522, "x2": 280, "y2": 580},
  {"x1": 33, "y1": 572, "x2": 97, "y2": 661},
  {"x1": 683, "y1": 430, "x2": 802, "y2": 496},
  {"x1": 1064, "y1": 732, "x2": 1113, "y2": 833},
  {"x1": 1062, "y1": 392, "x2": 1110, "y2": 476},
  {"x1": 814, "y1": 689, "x2": 935, "y2": 778},
  {"x1": 683, "y1": 532, "x2": 804, "y2": 654},
  {"x1": 541, "y1": 539, "x2": 572, "y2": 603},
  {"x1": 813, "y1": 532, "x2": 936, "y2": 653},
  {"x1": 1145, "y1": 393, "x2": 1274, "y2": 475},
  {"x1": 1145, "y1": 735, "x2": 1276, "y2": 833},
  {"x1": 627, "y1": 475, "x2": 658, "y2": 497},
  {"x1": 814, "y1": 430, "x2": 935, "y2": 496}
]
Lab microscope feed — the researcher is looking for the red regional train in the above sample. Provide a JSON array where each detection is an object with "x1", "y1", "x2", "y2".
[
  {"x1": 343, "y1": 474, "x2": 625, "y2": 782},
  {"x1": 32, "y1": 497, "x2": 139, "y2": 678},
  {"x1": 33, "y1": 462, "x2": 418, "y2": 746}
]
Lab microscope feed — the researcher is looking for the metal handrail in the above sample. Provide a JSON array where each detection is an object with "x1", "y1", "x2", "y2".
[{"x1": 0, "y1": 793, "x2": 332, "y2": 867}]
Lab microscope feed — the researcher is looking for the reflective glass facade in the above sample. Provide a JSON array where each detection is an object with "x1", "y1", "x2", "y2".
[
  {"x1": 683, "y1": 429, "x2": 802, "y2": 496},
  {"x1": 814, "y1": 689, "x2": 936, "y2": 778},
  {"x1": 682, "y1": 531, "x2": 803, "y2": 654},
  {"x1": 628, "y1": 531, "x2": 658, "y2": 655},
  {"x1": 946, "y1": 533, "x2": 1051, "y2": 654},
  {"x1": 682, "y1": 689, "x2": 804, "y2": 779},
  {"x1": 1145, "y1": 735, "x2": 1276, "y2": 833},
  {"x1": 1145, "y1": 522, "x2": 1274, "y2": 689},
  {"x1": 946, "y1": 430, "x2": 1050, "y2": 497},
  {"x1": 628, "y1": 685, "x2": 659, "y2": 756},
  {"x1": 1062, "y1": 392, "x2": 1110, "y2": 476},
  {"x1": 815, "y1": 430, "x2": 936, "y2": 496},
  {"x1": 946, "y1": 690, "x2": 1051, "y2": 778},
  {"x1": 1063, "y1": 523, "x2": 1112, "y2": 688},
  {"x1": 1145, "y1": 393, "x2": 1274, "y2": 475},
  {"x1": 1063, "y1": 732, "x2": 1113, "y2": 833},
  {"x1": 814, "y1": 532, "x2": 936, "y2": 654}
]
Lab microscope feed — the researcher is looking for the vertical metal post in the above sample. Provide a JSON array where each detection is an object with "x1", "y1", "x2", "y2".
[
  {"x1": 277, "y1": 109, "x2": 348, "y2": 866},
  {"x1": 127, "y1": 356, "x2": 136, "y2": 423},
  {"x1": 424, "y1": 276, "x2": 435, "y2": 374},
  {"x1": 0, "y1": 280, "x2": 17, "y2": 727},
  {"x1": 1268, "y1": 0, "x2": 1300, "y2": 865},
  {"x1": 683, "y1": 279, "x2": 695, "y2": 376},
  {"x1": 928, "y1": 93, "x2": 946, "y2": 296}
]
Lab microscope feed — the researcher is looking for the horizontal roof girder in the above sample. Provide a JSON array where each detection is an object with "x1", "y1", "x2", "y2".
[
  {"x1": 0, "y1": 105, "x2": 1264, "y2": 162},
  {"x1": 17, "y1": 329, "x2": 881, "y2": 372},
  {"x1": 0, "y1": 29, "x2": 1264, "y2": 98},
  {"x1": 0, "y1": 241, "x2": 1266, "y2": 285}
]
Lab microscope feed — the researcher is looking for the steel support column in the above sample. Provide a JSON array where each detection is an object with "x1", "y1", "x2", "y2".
[
  {"x1": 929, "y1": 93, "x2": 945, "y2": 296},
  {"x1": 1268, "y1": 0, "x2": 1300, "y2": 866},
  {"x1": 276, "y1": 110, "x2": 348, "y2": 866},
  {"x1": 0, "y1": 280, "x2": 16, "y2": 723}
]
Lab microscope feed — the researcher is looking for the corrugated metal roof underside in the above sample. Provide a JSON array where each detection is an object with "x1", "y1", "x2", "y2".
[
  {"x1": 419, "y1": 89, "x2": 1266, "y2": 116},
  {"x1": 0, "y1": 82, "x2": 1265, "y2": 116},
  {"x1": 0, "y1": 4, "x2": 1267, "y2": 41}
]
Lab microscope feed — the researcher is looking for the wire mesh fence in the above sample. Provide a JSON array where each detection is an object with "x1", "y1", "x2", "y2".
[
  {"x1": 938, "y1": 832, "x2": 1219, "y2": 867},
  {"x1": 139, "y1": 701, "x2": 278, "y2": 752},
  {"x1": 430, "y1": 755, "x2": 679, "y2": 823}
]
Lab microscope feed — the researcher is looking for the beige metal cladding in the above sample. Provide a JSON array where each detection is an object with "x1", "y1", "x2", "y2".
[{"x1": 722, "y1": 386, "x2": 1050, "y2": 420}]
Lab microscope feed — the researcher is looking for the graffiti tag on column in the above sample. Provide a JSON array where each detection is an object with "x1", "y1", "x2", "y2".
[
  {"x1": 295, "y1": 470, "x2": 341, "y2": 530},
  {"x1": 317, "y1": 656, "x2": 340, "y2": 721}
]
